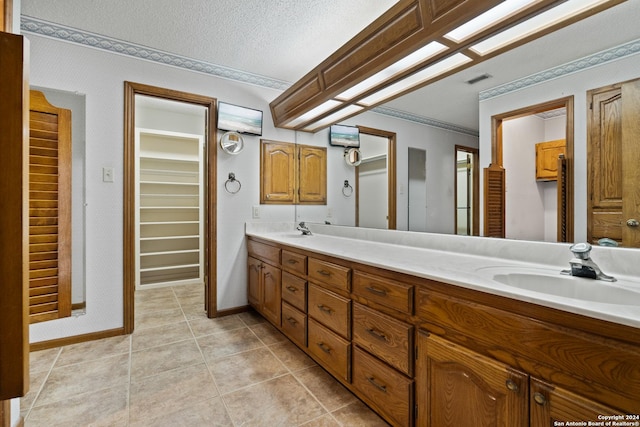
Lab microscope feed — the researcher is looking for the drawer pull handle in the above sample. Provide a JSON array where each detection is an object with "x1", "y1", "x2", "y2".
[
  {"x1": 264, "y1": 272, "x2": 271, "y2": 278},
  {"x1": 287, "y1": 259, "x2": 299, "y2": 264},
  {"x1": 317, "y1": 304, "x2": 333, "y2": 314},
  {"x1": 367, "y1": 377, "x2": 387, "y2": 393},
  {"x1": 505, "y1": 379, "x2": 519, "y2": 392},
  {"x1": 286, "y1": 317, "x2": 298, "y2": 326},
  {"x1": 317, "y1": 269, "x2": 331, "y2": 276},
  {"x1": 316, "y1": 342, "x2": 332, "y2": 354},
  {"x1": 365, "y1": 286, "x2": 387, "y2": 296},
  {"x1": 286, "y1": 286, "x2": 298, "y2": 293},
  {"x1": 533, "y1": 392, "x2": 546, "y2": 406},
  {"x1": 366, "y1": 328, "x2": 387, "y2": 342}
]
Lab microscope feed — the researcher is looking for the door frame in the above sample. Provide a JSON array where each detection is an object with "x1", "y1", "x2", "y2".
[
  {"x1": 123, "y1": 82, "x2": 218, "y2": 333},
  {"x1": 356, "y1": 126, "x2": 397, "y2": 229},
  {"x1": 454, "y1": 145, "x2": 479, "y2": 236},
  {"x1": 488, "y1": 96, "x2": 574, "y2": 242}
]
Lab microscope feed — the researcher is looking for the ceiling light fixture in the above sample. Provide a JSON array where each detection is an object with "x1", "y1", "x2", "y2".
[{"x1": 270, "y1": 0, "x2": 624, "y2": 132}]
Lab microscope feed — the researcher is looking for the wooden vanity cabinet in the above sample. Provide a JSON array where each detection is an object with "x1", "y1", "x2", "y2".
[{"x1": 247, "y1": 240, "x2": 281, "y2": 326}]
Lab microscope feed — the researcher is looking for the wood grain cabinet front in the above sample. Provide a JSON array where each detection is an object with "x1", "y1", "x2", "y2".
[
  {"x1": 353, "y1": 271, "x2": 413, "y2": 314},
  {"x1": 281, "y1": 301, "x2": 306, "y2": 347},
  {"x1": 281, "y1": 271, "x2": 307, "y2": 312},
  {"x1": 308, "y1": 258, "x2": 350, "y2": 291},
  {"x1": 352, "y1": 346, "x2": 413, "y2": 427},
  {"x1": 352, "y1": 302, "x2": 413, "y2": 376},
  {"x1": 282, "y1": 250, "x2": 307, "y2": 275},
  {"x1": 308, "y1": 283, "x2": 351, "y2": 339},
  {"x1": 308, "y1": 318, "x2": 351, "y2": 382}
]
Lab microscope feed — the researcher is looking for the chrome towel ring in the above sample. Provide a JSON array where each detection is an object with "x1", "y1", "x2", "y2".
[
  {"x1": 342, "y1": 179, "x2": 353, "y2": 197},
  {"x1": 224, "y1": 172, "x2": 241, "y2": 194}
]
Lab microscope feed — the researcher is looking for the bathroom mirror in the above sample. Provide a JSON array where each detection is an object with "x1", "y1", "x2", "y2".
[
  {"x1": 32, "y1": 86, "x2": 87, "y2": 313},
  {"x1": 344, "y1": 147, "x2": 362, "y2": 167}
]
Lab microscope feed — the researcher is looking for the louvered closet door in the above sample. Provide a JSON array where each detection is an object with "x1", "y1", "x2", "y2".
[{"x1": 28, "y1": 90, "x2": 72, "y2": 323}]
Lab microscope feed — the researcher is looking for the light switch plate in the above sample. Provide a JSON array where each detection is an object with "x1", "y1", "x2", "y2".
[
  {"x1": 102, "y1": 167, "x2": 114, "y2": 182},
  {"x1": 252, "y1": 206, "x2": 260, "y2": 219}
]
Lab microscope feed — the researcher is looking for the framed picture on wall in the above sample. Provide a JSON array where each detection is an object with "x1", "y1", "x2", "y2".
[{"x1": 217, "y1": 102, "x2": 263, "y2": 136}]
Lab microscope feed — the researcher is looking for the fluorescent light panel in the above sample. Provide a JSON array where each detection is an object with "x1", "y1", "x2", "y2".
[
  {"x1": 302, "y1": 105, "x2": 364, "y2": 132},
  {"x1": 359, "y1": 53, "x2": 472, "y2": 106},
  {"x1": 445, "y1": 0, "x2": 537, "y2": 43},
  {"x1": 284, "y1": 99, "x2": 342, "y2": 127},
  {"x1": 336, "y1": 41, "x2": 448, "y2": 101},
  {"x1": 471, "y1": 0, "x2": 610, "y2": 55}
]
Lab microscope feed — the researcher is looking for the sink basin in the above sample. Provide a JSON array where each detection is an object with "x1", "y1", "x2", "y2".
[{"x1": 480, "y1": 267, "x2": 640, "y2": 305}]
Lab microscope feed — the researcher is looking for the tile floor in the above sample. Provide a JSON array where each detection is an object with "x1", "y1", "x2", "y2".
[{"x1": 21, "y1": 283, "x2": 390, "y2": 426}]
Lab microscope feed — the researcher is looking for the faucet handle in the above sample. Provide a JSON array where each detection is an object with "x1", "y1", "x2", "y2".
[{"x1": 570, "y1": 242, "x2": 592, "y2": 259}]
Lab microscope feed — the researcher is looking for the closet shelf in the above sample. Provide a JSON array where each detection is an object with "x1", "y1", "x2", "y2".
[
  {"x1": 140, "y1": 193, "x2": 198, "y2": 198},
  {"x1": 140, "y1": 168, "x2": 198, "y2": 177},
  {"x1": 140, "y1": 249, "x2": 200, "y2": 257},
  {"x1": 140, "y1": 220, "x2": 199, "y2": 226},
  {"x1": 140, "y1": 180, "x2": 199, "y2": 186},
  {"x1": 139, "y1": 154, "x2": 198, "y2": 163},
  {"x1": 140, "y1": 206, "x2": 199, "y2": 210},
  {"x1": 140, "y1": 263, "x2": 200, "y2": 273},
  {"x1": 140, "y1": 234, "x2": 199, "y2": 241}
]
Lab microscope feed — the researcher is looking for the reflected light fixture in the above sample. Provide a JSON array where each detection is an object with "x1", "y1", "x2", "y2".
[{"x1": 269, "y1": 0, "x2": 624, "y2": 132}]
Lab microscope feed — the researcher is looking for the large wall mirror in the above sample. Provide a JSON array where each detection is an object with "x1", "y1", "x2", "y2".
[{"x1": 30, "y1": 86, "x2": 87, "y2": 318}]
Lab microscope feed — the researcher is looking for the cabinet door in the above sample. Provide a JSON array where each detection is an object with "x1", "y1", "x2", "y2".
[
  {"x1": 261, "y1": 262, "x2": 282, "y2": 326},
  {"x1": 530, "y1": 378, "x2": 625, "y2": 427},
  {"x1": 261, "y1": 140, "x2": 296, "y2": 204},
  {"x1": 416, "y1": 332, "x2": 528, "y2": 427},
  {"x1": 247, "y1": 256, "x2": 262, "y2": 309},
  {"x1": 298, "y1": 144, "x2": 327, "y2": 204},
  {"x1": 535, "y1": 139, "x2": 565, "y2": 181}
]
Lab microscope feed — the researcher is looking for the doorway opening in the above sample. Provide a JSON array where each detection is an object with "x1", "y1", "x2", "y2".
[
  {"x1": 124, "y1": 82, "x2": 218, "y2": 333},
  {"x1": 487, "y1": 96, "x2": 574, "y2": 242},
  {"x1": 455, "y1": 145, "x2": 479, "y2": 236},
  {"x1": 356, "y1": 126, "x2": 397, "y2": 229},
  {"x1": 408, "y1": 147, "x2": 427, "y2": 232}
]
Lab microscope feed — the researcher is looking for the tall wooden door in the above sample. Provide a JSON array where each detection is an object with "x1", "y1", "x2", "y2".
[
  {"x1": 28, "y1": 90, "x2": 72, "y2": 322},
  {"x1": 587, "y1": 78, "x2": 640, "y2": 247}
]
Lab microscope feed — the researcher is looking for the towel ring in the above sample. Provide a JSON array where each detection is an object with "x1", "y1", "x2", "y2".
[
  {"x1": 342, "y1": 180, "x2": 353, "y2": 197},
  {"x1": 224, "y1": 172, "x2": 241, "y2": 194}
]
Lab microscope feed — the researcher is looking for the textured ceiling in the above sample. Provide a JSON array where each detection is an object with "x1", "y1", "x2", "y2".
[{"x1": 21, "y1": 1, "x2": 640, "y2": 132}]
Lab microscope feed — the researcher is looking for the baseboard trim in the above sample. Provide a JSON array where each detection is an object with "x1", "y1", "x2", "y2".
[
  {"x1": 30, "y1": 328, "x2": 126, "y2": 352},
  {"x1": 216, "y1": 305, "x2": 249, "y2": 317}
]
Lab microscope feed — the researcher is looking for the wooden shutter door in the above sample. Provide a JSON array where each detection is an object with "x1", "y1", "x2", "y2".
[
  {"x1": 28, "y1": 90, "x2": 72, "y2": 323},
  {"x1": 484, "y1": 163, "x2": 505, "y2": 238}
]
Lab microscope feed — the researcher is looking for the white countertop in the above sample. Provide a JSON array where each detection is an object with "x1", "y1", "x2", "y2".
[{"x1": 246, "y1": 222, "x2": 640, "y2": 329}]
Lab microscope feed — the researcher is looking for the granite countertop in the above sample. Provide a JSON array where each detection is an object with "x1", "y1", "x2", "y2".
[{"x1": 246, "y1": 222, "x2": 640, "y2": 329}]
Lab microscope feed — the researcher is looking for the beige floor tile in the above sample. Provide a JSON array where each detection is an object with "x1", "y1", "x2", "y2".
[
  {"x1": 300, "y1": 414, "x2": 341, "y2": 427},
  {"x1": 269, "y1": 340, "x2": 317, "y2": 372},
  {"x1": 21, "y1": 370, "x2": 48, "y2": 413},
  {"x1": 29, "y1": 347, "x2": 61, "y2": 375},
  {"x1": 171, "y1": 282, "x2": 205, "y2": 298},
  {"x1": 295, "y1": 366, "x2": 357, "y2": 412},
  {"x1": 249, "y1": 321, "x2": 288, "y2": 345},
  {"x1": 197, "y1": 327, "x2": 264, "y2": 361},
  {"x1": 25, "y1": 384, "x2": 128, "y2": 427},
  {"x1": 130, "y1": 339, "x2": 203, "y2": 381},
  {"x1": 175, "y1": 292, "x2": 204, "y2": 307},
  {"x1": 129, "y1": 363, "x2": 219, "y2": 424},
  {"x1": 209, "y1": 347, "x2": 288, "y2": 394},
  {"x1": 188, "y1": 314, "x2": 245, "y2": 337},
  {"x1": 135, "y1": 291, "x2": 181, "y2": 314},
  {"x1": 223, "y1": 374, "x2": 326, "y2": 427},
  {"x1": 331, "y1": 400, "x2": 391, "y2": 426},
  {"x1": 34, "y1": 353, "x2": 129, "y2": 406},
  {"x1": 131, "y1": 320, "x2": 193, "y2": 352},
  {"x1": 130, "y1": 397, "x2": 233, "y2": 427},
  {"x1": 238, "y1": 309, "x2": 267, "y2": 326},
  {"x1": 135, "y1": 286, "x2": 175, "y2": 301},
  {"x1": 135, "y1": 306, "x2": 185, "y2": 330},
  {"x1": 55, "y1": 334, "x2": 130, "y2": 367},
  {"x1": 180, "y1": 302, "x2": 208, "y2": 320}
]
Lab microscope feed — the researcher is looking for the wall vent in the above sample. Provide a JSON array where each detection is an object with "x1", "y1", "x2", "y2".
[{"x1": 466, "y1": 73, "x2": 492, "y2": 85}]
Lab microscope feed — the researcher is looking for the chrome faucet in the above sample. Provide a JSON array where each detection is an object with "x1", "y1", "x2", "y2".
[
  {"x1": 561, "y1": 242, "x2": 616, "y2": 282},
  {"x1": 296, "y1": 222, "x2": 312, "y2": 236}
]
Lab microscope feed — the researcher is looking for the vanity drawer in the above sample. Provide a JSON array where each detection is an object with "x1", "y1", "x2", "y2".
[
  {"x1": 281, "y1": 302, "x2": 306, "y2": 347},
  {"x1": 308, "y1": 318, "x2": 351, "y2": 382},
  {"x1": 282, "y1": 250, "x2": 307, "y2": 275},
  {"x1": 353, "y1": 271, "x2": 413, "y2": 314},
  {"x1": 308, "y1": 258, "x2": 350, "y2": 291},
  {"x1": 353, "y1": 303, "x2": 413, "y2": 376},
  {"x1": 352, "y1": 346, "x2": 413, "y2": 427},
  {"x1": 247, "y1": 240, "x2": 280, "y2": 265},
  {"x1": 282, "y1": 272, "x2": 306, "y2": 312},
  {"x1": 308, "y1": 283, "x2": 351, "y2": 339}
]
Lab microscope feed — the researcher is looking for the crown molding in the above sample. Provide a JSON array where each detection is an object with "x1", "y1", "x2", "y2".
[
  {"x1": 20, "y1": 16, "x2": 291, "y2": 91},
  {"x1": 371, "y1": 106, "x2": 479, "y2": 137},
  {"x1": 480, "y1": 38, "x2": 640, "y2": 101}
]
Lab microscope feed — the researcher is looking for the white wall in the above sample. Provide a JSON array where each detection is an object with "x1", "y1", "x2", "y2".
[
  {"x1": 27, "y1": 33, "x2": 478, "y2": 342},
  {"x1": 479, "y1": 53, "x2": 640, "y2": 242}
]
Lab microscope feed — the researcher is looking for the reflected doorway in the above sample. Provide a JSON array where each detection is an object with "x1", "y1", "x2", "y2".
[
  {"x1": 408, "y1": 147, "x2": 427, "y2": 232},
  {"x1": 455, "y1": 146, "x2": 479, "y2": 236}
]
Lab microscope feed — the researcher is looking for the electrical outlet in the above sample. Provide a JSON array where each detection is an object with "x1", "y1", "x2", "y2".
[
  {"x1": 252, "y1": 205, "x2": 260, "y2": 219},
  {"x1": 327, "y1": 208, "x2": 333, "y2": 218},
  {"x1": 102, "y1": 167, "x2": 114, "y2": 183}
]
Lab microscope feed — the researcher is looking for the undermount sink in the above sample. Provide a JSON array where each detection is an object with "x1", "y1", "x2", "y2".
[{"x1": 479, "y1": 267, "x2": 640, "y2": 305}]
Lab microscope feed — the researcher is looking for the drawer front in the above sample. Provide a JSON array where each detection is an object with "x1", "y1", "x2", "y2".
[
  {"x1": 308, "y1": 258, "x2": 350, "y2": 291},
  {"x1": 282, "y1": 272, "x2": 306, "y2": 312},
  {"x1": 282, "y1": 250, "x2": 307, "y2": 275},
  {"x1": 247, "y1": 239, "x2": 280, "y2": 265},
  {"x1": 308, "y1": 283, "x2": 351, "y2": 339},
  {"x1": 353, "y1": 271, "x2": 413, "y2": 314},
  {"x1": 353, "y1": 303, "x2": 413, "y2": 376},
  {"x1": 308, "y1": 318, "x2": 350, "y2": 382},
  {"x1": 352, "y1": 347, "x2": 413, "y2": 427},
  {"x1": 281, "y1": 302, "x2": 306, "y2": 347}
]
